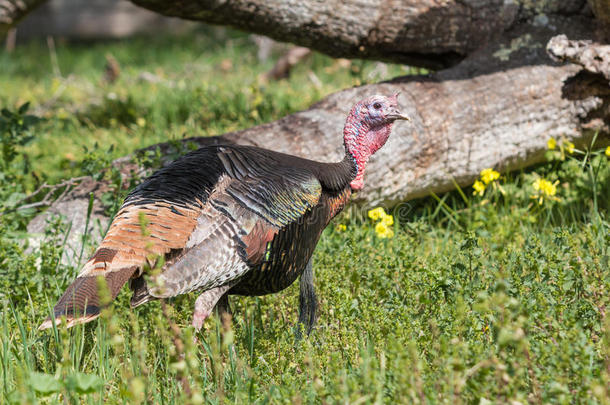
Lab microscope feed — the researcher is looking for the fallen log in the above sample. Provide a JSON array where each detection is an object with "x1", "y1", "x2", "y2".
[
  {"x1": 128, "y1": 0, "x2": 597, "y2": 69},
  {"x1": 27, "y1": 34, "x2": 610, "y2": 264}
]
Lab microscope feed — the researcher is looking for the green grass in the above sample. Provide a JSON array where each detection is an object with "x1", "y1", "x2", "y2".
[{"x1": 1, "y1": 28, "x2": 610, "y2": 403}]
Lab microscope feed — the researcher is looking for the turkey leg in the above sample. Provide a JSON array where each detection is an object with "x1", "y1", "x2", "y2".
[
  {"x1": 192, "y1": 284, "x2": 233, "y2": 331},
  {"x1": 215, "y1": 292, "x2": 232, "y2": 317},
  {"x1": 296, "y1": 258, "x2": 318, "y2": 338}
]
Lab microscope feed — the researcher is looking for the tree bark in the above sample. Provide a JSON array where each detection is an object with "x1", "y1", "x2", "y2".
[
  {"x1": 547, "y1": 34, "x2": 610, "y2": 80},
  {"x1": 0, "y1": 0, "x2": 47, "y2": 37},
  {"x1": 588, "y1": 0, "x2": 610, "y2": 27},
  {"x1": 129, "y1": 0, "x2": 596, "y2": 69}
]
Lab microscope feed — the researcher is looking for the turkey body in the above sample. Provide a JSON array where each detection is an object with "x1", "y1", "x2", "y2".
[
  {"x1": 130, "y1": 144, "x2": 355, "y2": 301},
  {"x1": 40, "y1": 93, "x2": 408, "y2": 333},
  {"x1": 43, "y1": 144, "x2": 355, "y2": 329}
]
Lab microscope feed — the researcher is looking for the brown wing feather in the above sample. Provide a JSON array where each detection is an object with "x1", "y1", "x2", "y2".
[{"x1": 128, "y1": 175, "x2": 279, "y2": 302}]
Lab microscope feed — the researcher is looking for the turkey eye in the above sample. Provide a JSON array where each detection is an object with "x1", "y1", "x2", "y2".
[{"x1": 373, "y1": 103, "x2": 382, "y2": 110}]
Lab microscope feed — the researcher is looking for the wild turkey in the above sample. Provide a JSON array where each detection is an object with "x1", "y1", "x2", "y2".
[{"x1": 39, "y1": 94, "x2": 409, "y2": 335}]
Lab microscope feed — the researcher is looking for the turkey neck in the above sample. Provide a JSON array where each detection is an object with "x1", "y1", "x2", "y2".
[{"x1": 307, "y1": 154, "x2": 357, "y2": 193}]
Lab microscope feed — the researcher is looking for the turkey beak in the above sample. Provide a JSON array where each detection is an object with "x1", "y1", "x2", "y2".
[{"x1": 387, "y1": 108, "x2": 410, "y2": 121}]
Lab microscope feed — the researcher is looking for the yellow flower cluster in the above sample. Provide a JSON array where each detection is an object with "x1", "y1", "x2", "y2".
[
  {"x1": 531, "y1": 178, "x2": 560, "y2": 205},
  {"x1": 472, "y1": 180, "x2": 486, "y2": 196},
  {"x1": 533, "y1": 178, "x2": 557, "y2": 195},
  {"x1": 473, "y1": 168, "x2": 500, "y2": 196},
  {"x1": 480, "y1": 168, "x2": 500, "y2": 185},
  {"x1": 606, "y1": 146, "x2": 610, "y2": 157},
  {"x1": 547, "y1": 138, "x2": 575, "y2": 156},
  {"x1": 367, "y1": 207, "x2": 386, "y2": 221},
  {"x1": 368, "y1": 207, "x2": 394, "y2": 238}
]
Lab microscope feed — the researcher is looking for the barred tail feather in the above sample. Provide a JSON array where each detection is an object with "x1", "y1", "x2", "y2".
[
  {"x1": 39, "y1": 199, "x2": 201, "y2": 331},
  {"x1": 38, "y1": 266, "x2": 137, "y2": 330}
]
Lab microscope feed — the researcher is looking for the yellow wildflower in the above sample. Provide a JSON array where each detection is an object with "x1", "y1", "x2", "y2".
[
  {"x1": 532, "y1": 178, "x2": 560, "y2": 205},
  {"x1": 368, "y1": 207, "x2": 387, "y2": 221},
  {"x1": 136, "y1": 117, "x2": 146, "y2": 127},
  {"x1": 472, "y1": 180, "x2": 486, "y2": 196},
  {"x1": 533, "y1": 178, "x2": 557, "y2": 195},
  {"x1": 605, "y1": 146, "x2": 610, "y2": 157},
  {"x1": 480, "y1": 168, "x2": 500, "y2": 185},
  {"x1": 381, "y1": 214, "x2": 394, "y2": 226},
  {"x1": 547, "y1": 138, "x2": 556, "y2": 150},
  {"x1": 563, "y1": 141, "x2": 575, "y2": 154},
  {"x1": 375, "y1": 222, "x2": 394, "y2": 238},
  {"x1": 369, "y1": 207, "x2": 395, "y2": 236},
  {"x1": 336, "y1": 224, "x2": 346, "y2": 232}
]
